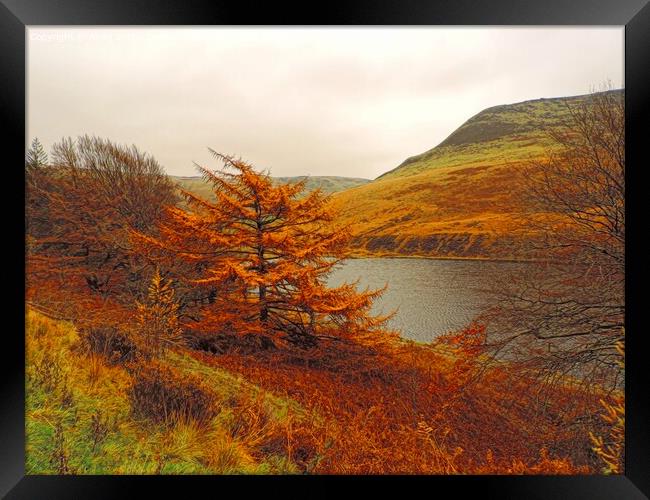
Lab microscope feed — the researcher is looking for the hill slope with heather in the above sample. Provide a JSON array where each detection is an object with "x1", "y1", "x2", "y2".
[
  {"x1": 331, "y1": 90, "x2": 623, "y2": 260},
  {"x1": 26, "y1": 307, "x2": 601, "y2": 474}
]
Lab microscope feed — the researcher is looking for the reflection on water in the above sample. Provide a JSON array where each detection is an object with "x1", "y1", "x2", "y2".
[{"x1": 327, "y1": 257, "x2": 528, "y2": 343}]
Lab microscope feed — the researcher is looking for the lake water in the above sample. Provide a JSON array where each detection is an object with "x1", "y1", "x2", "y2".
[{"x1": 327, "y1": 257, "x2": 528, "y2": 343}]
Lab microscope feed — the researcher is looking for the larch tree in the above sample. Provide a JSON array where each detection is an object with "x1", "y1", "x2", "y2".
[
  {"x1": 137, "y1": 151, "x2": 393, "y2": 348},
  {"x1": 133, "y1": 268, "x2": 184, "y2": 358}
]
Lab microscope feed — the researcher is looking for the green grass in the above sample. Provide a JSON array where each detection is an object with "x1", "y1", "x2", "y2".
[
  {"x1": 375, "y1": 135, "x2": 552, "y2": 180},
  {"x1": 25, "y1": 309, "x2": 315, "y2": 474}
]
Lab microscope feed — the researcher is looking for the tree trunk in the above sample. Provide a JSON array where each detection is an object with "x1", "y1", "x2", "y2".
[{"x1": 259, "y1": 283, "x2": 268, "y2": 322}]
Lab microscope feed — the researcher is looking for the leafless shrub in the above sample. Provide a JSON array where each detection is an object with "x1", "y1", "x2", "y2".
[{"x1": 483, "y1": 86, "x2": 624, "y2": 390}]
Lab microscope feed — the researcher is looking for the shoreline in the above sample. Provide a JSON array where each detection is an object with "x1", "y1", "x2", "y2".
[{"x1": 345, "y1": 252, "x2": 548, "y2": 264}]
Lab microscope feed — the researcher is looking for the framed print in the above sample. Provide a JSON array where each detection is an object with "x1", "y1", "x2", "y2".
[{"x1": 2, "y1": 0, "x2": 649, "y2": 497}]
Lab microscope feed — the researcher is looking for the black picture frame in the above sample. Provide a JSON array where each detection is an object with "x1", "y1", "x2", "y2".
[{"x1": 2, "y1": 0, "x2": 648, "y2": 497}]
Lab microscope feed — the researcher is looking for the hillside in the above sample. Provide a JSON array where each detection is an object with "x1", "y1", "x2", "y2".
[
  {"x1": 26, "y1": 307, "x2": 600, "y2": 474},
  {"x1": 174, "y1": 175, "x2": 370, "y2": 201},
  {"x1": 331, "y1": 90, "x2": 623, "y2": 260},
  {"x1": 26, "y1": 308, "x2": 315, "y2": 474}
]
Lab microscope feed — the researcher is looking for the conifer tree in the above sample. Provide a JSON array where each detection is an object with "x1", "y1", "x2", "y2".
[
  {"x1": 26, "y1": 137, "x2": 48, "y2": 170},
  {"x1": 134, "y1": 268, "x2": 183, "y2": 358},
  {"x1": 138, "y1": 151, "x2": 392, "y2": 347}
]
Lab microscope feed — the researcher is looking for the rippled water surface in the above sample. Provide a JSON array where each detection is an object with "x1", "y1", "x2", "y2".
[{"x1": 327, "y1": 258, "x2": 528, "y2": 343}]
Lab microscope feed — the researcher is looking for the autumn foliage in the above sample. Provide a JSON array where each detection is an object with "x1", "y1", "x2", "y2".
[
  {"x1": 197, "y1": 337, "x2": 601, "y2": 474},
  {"x1": 132, "y1": 269, "x2": 184, "y2": 358},
  {"x1": 26, "y1": 135, "x2": 178, "y2": 330},
  {"x1": 134, "y1": 151, "x2": 394, "y2": 348}
]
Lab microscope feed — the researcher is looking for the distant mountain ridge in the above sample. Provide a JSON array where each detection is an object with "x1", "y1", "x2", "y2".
[{"x1": 173, "y1": 174, "x2": 370, "y2": 200}]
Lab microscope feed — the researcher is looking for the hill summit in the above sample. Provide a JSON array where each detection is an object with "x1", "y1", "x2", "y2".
[{"x1": 332, "y1": 89, "x2": 623, "y2": 260}]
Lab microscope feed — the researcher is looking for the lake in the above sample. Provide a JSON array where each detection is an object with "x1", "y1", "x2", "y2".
[{"x1": 327, "y1": 257, "x2": 528, "y2": 343}]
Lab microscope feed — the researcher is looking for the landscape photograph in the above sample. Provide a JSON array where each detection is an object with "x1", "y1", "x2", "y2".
[{"x1": 25, "y1": 27, "x2": 624, "y2": 474}]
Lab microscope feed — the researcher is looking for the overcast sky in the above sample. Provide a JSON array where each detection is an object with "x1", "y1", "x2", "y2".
[{"x1": 27, "y1": 27, "x2": 623, "y2": 179}]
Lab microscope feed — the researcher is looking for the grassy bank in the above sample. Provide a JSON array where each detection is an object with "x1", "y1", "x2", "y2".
[{"x1": 26, "y1": 309, "x2": 321, "y2": 474}]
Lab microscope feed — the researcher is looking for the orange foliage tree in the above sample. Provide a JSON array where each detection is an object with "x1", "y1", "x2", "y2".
[
  {"x1": 26, "y1": 135, "x2": 178, "y2": 318},
  {"x1": 136, "y1": 151, "x2": 393, "y2": 348}
]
